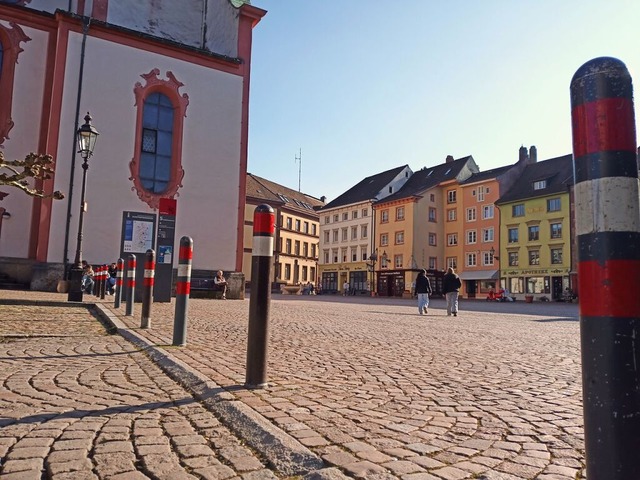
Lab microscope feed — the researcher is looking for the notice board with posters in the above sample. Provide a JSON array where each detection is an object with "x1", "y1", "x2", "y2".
[
  {"x1": 120, "y1": 211, "x2": 156, "y2": 302},
  {"x1": 155, "y1": 198, "x2": 177, "y2": 302}
]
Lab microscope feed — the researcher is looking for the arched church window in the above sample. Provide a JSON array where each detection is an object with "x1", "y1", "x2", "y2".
[
  {"x1": 130, "y1": 69, "x2": 189, "y2": 209},
  {"x1": 141, "y1": 92, "x2": 173, "y2": 194}
]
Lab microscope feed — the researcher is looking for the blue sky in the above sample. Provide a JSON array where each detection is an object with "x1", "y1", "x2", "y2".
[{"x1": 247, "y1": 1, "x2": 640, "y2": 202}]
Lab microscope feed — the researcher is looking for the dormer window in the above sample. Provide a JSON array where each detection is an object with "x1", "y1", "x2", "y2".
[{"x1": 533, "y1": 179, "x2": 547, "y2": 190}]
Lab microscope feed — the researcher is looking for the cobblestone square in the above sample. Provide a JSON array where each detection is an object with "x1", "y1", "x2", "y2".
[{"x1": 0, "y1": 291, "x2": 585, "y2": 479}]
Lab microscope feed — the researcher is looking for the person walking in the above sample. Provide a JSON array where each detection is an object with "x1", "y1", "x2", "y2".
[
  {"x1": 343, "y1": 280, "x2": 349, "y2": 296},
  {"x1": 443, "y1": 267, "x2": 462, "y2": 316},
  {"x1": 415, "y1": 269, "x2": 432, "y2": 315}
]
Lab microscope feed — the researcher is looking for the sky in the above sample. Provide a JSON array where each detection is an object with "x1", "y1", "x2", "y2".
[{"x1": 247, "y1": 0, "x2": 640, "y2": 203}]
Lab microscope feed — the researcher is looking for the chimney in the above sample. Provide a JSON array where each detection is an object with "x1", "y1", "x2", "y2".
[
  {"x1": 320, "y1": 195, "x2": 326, "y2": 203},
  {"x1": 529, "y1": 145, "x2": 537, "y2": 163},
  {"x1": 445, "y1": 155, "x2": 454, "y2": 163},
  {"x1": 518, "y1": 145, "x2": 528, "y2": 163}
]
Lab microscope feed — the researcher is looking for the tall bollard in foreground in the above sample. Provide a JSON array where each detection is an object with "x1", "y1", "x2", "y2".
[
  {"x1": 125, "y1": 254, "x2": 136, "y2": 316},
  {"x1": 173, "y1": 236, "x2": 193, "y2": 346},
  {"x1": 114, "y1": 258, "x2": 124, "y2": 308},
  {"x1": 571, "y1": 56, "x2": 640, "y2": 478},
  {"x1": 141, "y1": 249, "x2": 155, "y2": 329},
  {"x1": 245, "y1": 204, "x2": 275, "y2": 388}
]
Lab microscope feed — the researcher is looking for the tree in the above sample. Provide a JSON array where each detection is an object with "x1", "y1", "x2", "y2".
[{"x1": 0, "y1": 151, "x2": 64, "y2": 199}]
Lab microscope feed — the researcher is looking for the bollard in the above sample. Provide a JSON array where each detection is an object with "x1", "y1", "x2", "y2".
[
  {"x1": 114, "y1": 258, "x2": 124, "y2": 308},
  {"x1": 100, "y1": 264, "x2": 107, "y2": 300},
  {"x1": 95, "y1": 264, "x2": 102, "y2": 298},
  {"x1": 245, "y1": 204, "x2": 275, "y2": 388},
  {"x1": 571, "y1": 56, "x2": 640, "y2": 478},
  {"x1": 141, "y1": 249, "x2": 155, "y2": 329},
  {"x1": 173, "y1": 236, "x2": 193, "y2": 346},
  {"x1": 125, "y1": 254, "x2": 136, "y2": 316}
]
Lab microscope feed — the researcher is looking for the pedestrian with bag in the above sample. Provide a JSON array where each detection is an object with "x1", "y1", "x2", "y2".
[
  {"x1": 443, "y1": 267, "x2": 462, "y2": 316},
  {"x1": 415, "y1": 269, "x2": 432, "y2": 315}
]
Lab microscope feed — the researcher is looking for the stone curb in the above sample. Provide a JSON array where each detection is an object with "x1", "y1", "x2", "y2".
[{"x1": 94, "y1": 303, "x2": 327, "y2": 477}]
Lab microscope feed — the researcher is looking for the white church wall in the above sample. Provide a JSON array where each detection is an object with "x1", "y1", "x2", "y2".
[
  {"x1": 49, "y1": 31, "x2": 243, "y2": 271},
  {"x1": 0, "y1": 24, "x2": 49, "y2": 258}
]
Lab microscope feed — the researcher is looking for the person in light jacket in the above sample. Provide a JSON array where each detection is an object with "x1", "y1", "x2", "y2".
[{"x1": 442, "y1": 267, "x2": 462, "y2": 316}]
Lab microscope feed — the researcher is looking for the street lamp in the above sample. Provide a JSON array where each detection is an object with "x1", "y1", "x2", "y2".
[
  {"x1": 367, "y1": 250, "x2": 378, "y2": 295},
  {"x1": 67, "y1": 113, "x2": 99, "y2": 302},
  {"x1": 490, "y1": 246, "x2": 499, "y2": 261}
]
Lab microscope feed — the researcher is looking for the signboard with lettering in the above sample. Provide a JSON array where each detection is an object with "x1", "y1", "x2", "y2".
[
  {"x1": 155, "y1": 198, "x2": 177, "y2": 302},
  {"x1": 120, "y1": 211, "x2": 157, "y2": 302}
]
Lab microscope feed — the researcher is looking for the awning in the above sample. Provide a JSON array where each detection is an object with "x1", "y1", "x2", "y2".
[{"x1": 459, "y1": 270, "x2": 498, "y2": 280}]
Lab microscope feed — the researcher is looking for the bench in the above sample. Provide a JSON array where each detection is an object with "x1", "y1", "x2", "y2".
[{"x1": 189, "y1": 276, "x2": 225, "y2": 299}]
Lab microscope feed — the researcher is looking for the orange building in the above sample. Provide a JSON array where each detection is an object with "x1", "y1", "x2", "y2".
[{"x1": 374, "y1": 156, "x2": 478, "y2": 297}]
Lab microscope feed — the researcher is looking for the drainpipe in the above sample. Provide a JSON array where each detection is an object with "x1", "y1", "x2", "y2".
[{"x1": 62, "y1": 15, "x2": 91, "y2": 277}]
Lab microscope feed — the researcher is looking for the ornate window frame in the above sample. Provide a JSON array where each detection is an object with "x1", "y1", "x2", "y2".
[
  {"x1": 129, "y1": 69, "x2": 189, "y2": 209},
  {"x1": 0, "y1": 21, "x2": 31, "y2": 145}
]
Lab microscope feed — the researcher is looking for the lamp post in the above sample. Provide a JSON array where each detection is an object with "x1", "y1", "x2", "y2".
[
  {"x1": 67, "y1": 113, "x2": 99, "y2": 302},
  {"x1": 367, "y1": 250, "x2": 378, "y2": 296}
]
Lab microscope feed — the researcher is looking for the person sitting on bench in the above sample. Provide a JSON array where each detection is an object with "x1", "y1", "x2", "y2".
[{"x1": 214, "y1": 270, "x2": 227, "y2": 299}]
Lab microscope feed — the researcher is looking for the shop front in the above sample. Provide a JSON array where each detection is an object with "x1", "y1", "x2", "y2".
[
  {"x1": 502, "y1": 267, "x2": 571, "y2": 301},
  {"x1": 320, "y1": 263, "x2": 370, "y2": 295},
  {"x1": 459, "y1": 270, "x2": 498, "y2": 299}
]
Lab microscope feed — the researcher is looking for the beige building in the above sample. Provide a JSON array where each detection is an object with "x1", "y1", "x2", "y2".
[
  {"x1": 318, "y1": 166, "x2": 412, "y2": 294},
  {"x1": 244, "y1": 174, "x2": 324, "y2": 290}
]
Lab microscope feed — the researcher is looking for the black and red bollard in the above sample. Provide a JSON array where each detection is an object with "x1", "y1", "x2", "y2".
[
  {"x1": 114, "y1": 258, "x2": 124, "y2": 308},
  {"x1": 94, "y1": 264, "x2": 102, "y2": 298},
  {"x1": 245, "y1": 204, "x2": 275, "y2": 388},
  {"x1": 125, "y1": 254, "x2": 136, "y2": 317},
  {"x1": 141, "y1": 249, "x2": 155, "y2": 329},
  {"x1": 100, "y1": 264, "x2": 107, "y2": 300},
  {"x1": 571, "y1": 56, "x2": 640, "y2": 478},
  {"x1": 173, "y1": 236, "x2": 193, "y2": 346}
]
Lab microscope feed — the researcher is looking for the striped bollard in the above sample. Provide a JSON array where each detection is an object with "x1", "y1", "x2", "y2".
[
  {"x1": 100, "y1": 264, "x2": 107, "y2": 300},
  {"x1": 141, "y1": 249, "x2": 155, "y2": 329},
  {"x1": 173, "y1": 236, "x2": 193, "y2": 346},
  {"x1": 245, "y1": 204, "x2": 275, "y2": 388},
  {"x1": 125, "y1": 254, "x2": 136, "y2": 316},
  {"x1": 95, "y1": 265, "x2": 102, "y2": 298},
  {"x1": 571, "y1": 56, "x2": 640, "y2": 478},
  {"x1": 114, "y1": 258, "x2": 124, "y2": 308}
]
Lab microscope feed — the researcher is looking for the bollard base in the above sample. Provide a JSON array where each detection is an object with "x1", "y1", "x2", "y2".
[{"x1": 245, "y1": 382, "x2": 268, "y2": 389}]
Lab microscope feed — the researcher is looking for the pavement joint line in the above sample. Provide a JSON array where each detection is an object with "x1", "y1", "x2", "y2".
[{"x1": 93, "y1": 302, "x2": 327, "y2": 477}]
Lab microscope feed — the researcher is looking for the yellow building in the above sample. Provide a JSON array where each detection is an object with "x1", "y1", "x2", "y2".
[
  {"x1": 496, "y1": 154, "x2": 574, "y2": 300},
  {"x1": 244, "y1": 174, "x2": 324, "y2": 291}
]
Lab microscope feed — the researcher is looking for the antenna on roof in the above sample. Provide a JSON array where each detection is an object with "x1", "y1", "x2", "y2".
[{"x1": 295, "y1": 148, "x2": 302, "y2": 192}]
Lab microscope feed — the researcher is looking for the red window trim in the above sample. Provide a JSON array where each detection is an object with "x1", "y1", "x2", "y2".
[
  {"x1": 0, "y1": 21, "x2": 31, "y2": 145},
  {"x1": 129, "y1": 68, "x2": 189, "y2": 210}
]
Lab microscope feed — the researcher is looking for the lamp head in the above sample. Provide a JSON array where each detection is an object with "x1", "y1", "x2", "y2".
[{"x1": 77, "y1": 112, "x2": 99, "y2": 159}]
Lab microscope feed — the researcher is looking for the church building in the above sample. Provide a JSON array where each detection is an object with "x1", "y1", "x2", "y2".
[{"x1": 0, "y1": 0, "x2": 266, "y2": 290}]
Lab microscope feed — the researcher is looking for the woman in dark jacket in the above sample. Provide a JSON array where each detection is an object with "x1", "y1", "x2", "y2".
[{"x1": 442, "y1": 267, "x2": 462, "y2": 316}]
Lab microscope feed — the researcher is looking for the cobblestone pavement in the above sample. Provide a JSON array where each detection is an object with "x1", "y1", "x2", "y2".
[
  {"x1": 0, "y1": 291, "x2": 586, "y2": 479},
  {"x1": 0, "y1": 299, "x2": 283, "y2": 480}
]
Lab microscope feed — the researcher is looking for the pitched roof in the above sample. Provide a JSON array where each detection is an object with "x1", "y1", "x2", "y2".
[
  {"x1": 246, "y1": 173, "x2": 325, "y2": 214},
  {"x1": 496, "y1": 154, "x2": 574, "y2": 204},
  {"x1": 321, "y1": 165, "x2": 409, "y2": 210},
  {"x1": 375, "y1": 156, "x2": 475, "y2": 204},
  {"x1": 460, "y1": 164, "x2": 514, "y2": 185}
]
